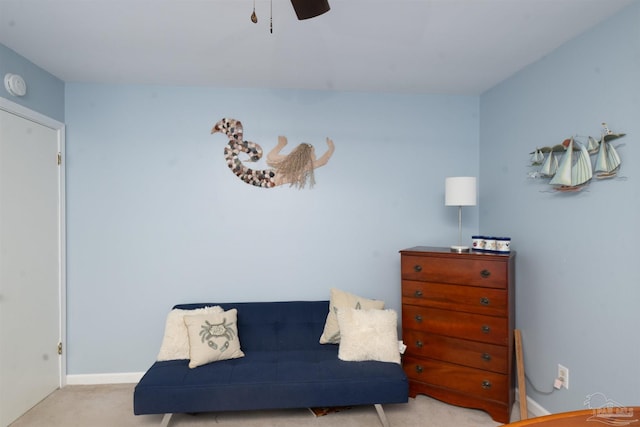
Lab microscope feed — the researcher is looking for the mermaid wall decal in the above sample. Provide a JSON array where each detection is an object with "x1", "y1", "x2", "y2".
[{"x1": 211, "y1": 118, "x2": 335, "y2": 189}]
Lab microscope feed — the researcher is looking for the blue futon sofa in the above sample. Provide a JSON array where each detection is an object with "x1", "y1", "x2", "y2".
[{"x1": 134, "y1": 301, "x2": 408, "y2": 426}]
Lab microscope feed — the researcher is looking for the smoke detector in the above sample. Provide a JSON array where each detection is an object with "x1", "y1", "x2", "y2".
[{"x1": 4, "y1": 73, "x2": 27, "y2": 97}]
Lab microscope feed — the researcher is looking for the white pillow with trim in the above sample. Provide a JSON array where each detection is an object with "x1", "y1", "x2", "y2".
[
  {"x1": 319, "y1": 288, "x2": 385, "y2": 344},
  {"x1": 156, "y1": 306, "x2": 224, "y2": 361}
]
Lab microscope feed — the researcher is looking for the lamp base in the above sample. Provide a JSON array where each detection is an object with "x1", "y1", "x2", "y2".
[{"x1": 450, "y1": 245, "x2": 470, "y2": 253}]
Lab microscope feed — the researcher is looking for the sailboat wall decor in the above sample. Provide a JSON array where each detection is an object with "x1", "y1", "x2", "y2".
[
  {"x1": 528, "y1": 123, "x2": 626, "y2": 192},
  {"x1": 594, "y1": 134, "x2": 622, "y2": 179}
]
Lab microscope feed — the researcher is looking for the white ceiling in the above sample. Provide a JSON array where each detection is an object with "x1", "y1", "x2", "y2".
[{"x1": 0, "y1": 0, "x2": 634, "y2": 95}]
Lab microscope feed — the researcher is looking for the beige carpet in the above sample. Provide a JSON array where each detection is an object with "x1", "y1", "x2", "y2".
[{"x1": 10, "y1": 384, "x2": 521, "y2": 427}]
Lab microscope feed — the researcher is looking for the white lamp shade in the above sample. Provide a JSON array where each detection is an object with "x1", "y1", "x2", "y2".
[{"x1": 445, "y1": 177, "x2": 477, "y2": 206}]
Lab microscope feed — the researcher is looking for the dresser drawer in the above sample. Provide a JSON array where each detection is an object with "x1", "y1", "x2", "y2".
[
  {"x1": 403, "y1": 356, "x2": 508, "y2": 402},
  {"x1": 401, "y1": 255, "x2": 507, "y2": 289},
  {"x1": 402, "y1": 305, "x2": 508, "y2": 345},
  {"x1": 402, "y1": 330, "x2": 508, "y2": 373},
  {"x1": 402, "y1": 280, "x2": 507, "y2": 316}
]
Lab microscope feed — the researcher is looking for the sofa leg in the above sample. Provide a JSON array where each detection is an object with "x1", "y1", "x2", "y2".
[
  {"x1": 374, "y1": 404, "x2": 390, "y2": 427},
  {"x1": 160, "y1": 413, "x2": 173, "y2": 427}
]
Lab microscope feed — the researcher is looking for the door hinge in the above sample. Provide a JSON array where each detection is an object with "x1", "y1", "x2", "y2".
[
  {"x1": 58, "y1": 342, "x2": 63, "y2": 355},
  {"x1": 57, "y1": 152, "x2": 62, "y2": 166}
]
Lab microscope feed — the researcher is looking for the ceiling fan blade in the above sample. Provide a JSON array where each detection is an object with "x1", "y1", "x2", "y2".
[{"x1": 290, "y1": 0, "x2": 330, "y2": 20}]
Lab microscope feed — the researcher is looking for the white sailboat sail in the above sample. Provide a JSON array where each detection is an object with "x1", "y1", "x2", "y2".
[
  {"x1": 586, "y1": 136, "x2": 599, "y2": 153},
  {"x1": 572, "y1": 142, "x2": 593, "y2": 186},
  {"x1": 531, "y1": 148, "x2": 544, "y2": 165},
  {"x1": 549, "y1": 139, "x2": 574, "y2": 186},
  {"x1": 539, "y1": 151, "x2": 557, "y2": 177},
  {"x1": 594, "y1": 137, "x2": 621, "y2": 178},
  {"x1": 549, "y1": 138, "x2": 592, "y2": 189}
]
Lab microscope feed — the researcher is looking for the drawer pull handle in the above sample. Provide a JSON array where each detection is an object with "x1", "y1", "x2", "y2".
[
  {"x1": 481, "y1": 352, "x2": 492, "y2": 361},
  {"x1": 414, "y1": 290, "x2": 423, "y2": 298},
  {"x1": 480, "y1": 297, "x2": 490, "y2": 305},
  {"x1": 481, "y1": 325, "x2": 491, "y2": 334},
  {"x1": 415, "y1": 340, "x2": 423, "y2": 348},
  {"x1": 481, "y1": 380, "x2": 492, "y2": 389},
  {"x1": 480, "y1": 269, "x2": 491, "y2": 278},
  {"x1": 415, "y1": 365, "x2": 423, "y2": 374},
  {"x1": 414, "y1": 265, "x2": 423, "y2": 272},
  {"x1": 415, "y1": 314, "x2": 423, "y2": 323}
]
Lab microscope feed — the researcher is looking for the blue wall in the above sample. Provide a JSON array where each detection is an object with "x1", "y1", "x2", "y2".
[
  {"x1": 64, "y1": 84, "x2": 479, "y2": 373},
  {"x1": 480, "y1": 2, "x2": 640, "y2": 413},
  {"x1": 0, "y1": 44, "x2": 64, "y2": 121}
]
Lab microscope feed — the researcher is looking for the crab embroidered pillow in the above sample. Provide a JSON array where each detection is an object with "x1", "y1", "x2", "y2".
[
  {"x1": 319, "y1": 288, "x2": 385, "y2": 344},
  {"x1": 157, "y1": 305, "x2": 224, "y2": 361},
  {"x1": 183, "y1": 308, "x2": 245, "y2": 368}
]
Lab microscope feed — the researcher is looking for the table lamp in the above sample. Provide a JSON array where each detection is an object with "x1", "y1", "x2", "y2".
[{"x1": 445, "y1": 176, "x2": 477, "y2": 252}]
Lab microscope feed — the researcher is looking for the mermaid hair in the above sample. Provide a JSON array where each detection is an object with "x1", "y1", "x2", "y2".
[{"x1": 272, "y1": 143, "x2": 316, "y2": 189}]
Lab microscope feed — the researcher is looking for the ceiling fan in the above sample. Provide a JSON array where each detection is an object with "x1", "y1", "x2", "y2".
[{"x1": 251, "y1": 0, "x2": 330, "y2": 33}]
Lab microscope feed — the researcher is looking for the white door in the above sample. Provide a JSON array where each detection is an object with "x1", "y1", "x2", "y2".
[{"x1": 0, "y1": 100, "x2": 65, "y2": 427}]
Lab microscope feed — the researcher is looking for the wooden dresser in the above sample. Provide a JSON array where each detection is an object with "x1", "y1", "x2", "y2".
[{"x1": 399, "y1": 246, "x2": 516, "y2": 423}]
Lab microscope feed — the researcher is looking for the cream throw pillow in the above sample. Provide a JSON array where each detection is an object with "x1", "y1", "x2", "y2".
[
  {"x1": 319, "y1": 288, "x2": 385, "y2": 344},
  {"x1": 157, "y1": 306, "x2": 224, "y2": 361},
  {"x1": 184, "y1": 308, "x2": 245, "y2": 368},
  {"x1": 336, "y1": 308, "x2": 401, "y2": 365}
]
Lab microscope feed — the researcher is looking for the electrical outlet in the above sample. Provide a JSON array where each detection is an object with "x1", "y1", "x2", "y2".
[{"x1": 558, "y1": 364, "x2": 569, "y2": 389}]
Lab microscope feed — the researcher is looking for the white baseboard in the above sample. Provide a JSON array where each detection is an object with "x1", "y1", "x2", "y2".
[
  {"x1": 525, "y1": 396, "x2": 551, "y2": 418},
  {"x1": 515, "y1": 387, "x2": 551, "y2": 418},
  {"x1": 66, "y1": 372, "x2": 145, "y2": 385}
]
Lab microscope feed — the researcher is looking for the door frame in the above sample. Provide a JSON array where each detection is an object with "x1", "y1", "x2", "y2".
[{"x1": 0, "y1": 97, "x2": 66, "y2": 387}]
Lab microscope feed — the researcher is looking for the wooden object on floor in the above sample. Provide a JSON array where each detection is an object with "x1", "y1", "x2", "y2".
[
  {"x1": 503, "y1": 407, "x2": 640, "y2": 426},
  {"x1": 399, "y1": 246, "x2": 516, "y2": 424},
  {"x1": 515, "y1": 329, "x2": 528, "y2": 420}
]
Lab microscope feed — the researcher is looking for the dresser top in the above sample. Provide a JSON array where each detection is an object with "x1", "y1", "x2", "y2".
[{"x1": 400, "y1": 246, "x2": 515, "y2": 259}]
